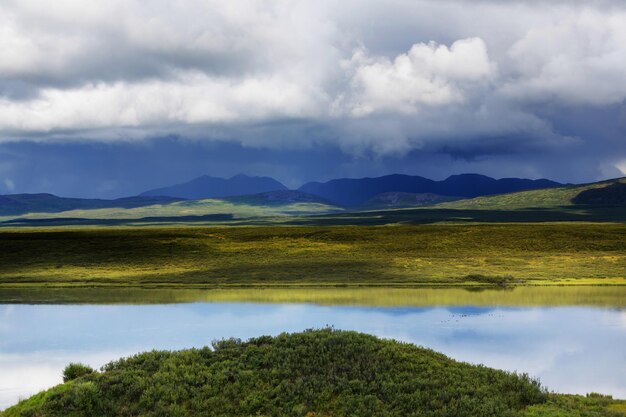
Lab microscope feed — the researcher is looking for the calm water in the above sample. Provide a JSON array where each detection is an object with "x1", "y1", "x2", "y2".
[{"x1": 1, "y1": 292, "x2": 625, "y2": 410}]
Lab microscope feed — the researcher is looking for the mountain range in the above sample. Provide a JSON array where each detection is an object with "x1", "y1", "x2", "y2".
[
  {"x1": 140, "y1": 173, "x2": 562, "y2": 206},
  {"x1": 0, "y1": 173, "x2": 566, "y2": 216},
  {"x1": 1, "y1": 175, "x2": 624, "y2": 225},
  {"x1": 298, "y1": 174, "x2": 562, "y2": 206}
]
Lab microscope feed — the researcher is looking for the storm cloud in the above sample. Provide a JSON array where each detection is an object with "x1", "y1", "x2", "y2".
[{"x1": 0, "y1": 0, "x2": 625, "y2": 195}]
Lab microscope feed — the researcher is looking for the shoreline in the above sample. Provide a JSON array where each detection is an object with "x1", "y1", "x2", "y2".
[{"x1": 2, "y1": 285, "x2": 625, "y2": 307}]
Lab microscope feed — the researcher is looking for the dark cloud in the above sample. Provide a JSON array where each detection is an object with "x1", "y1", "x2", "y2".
[
  {"x1": 0, "y1": 129, "x2": 621, "y2": 198},
  {"x1": 0, "y1": 0, "x2": 625, "y2": 195}
]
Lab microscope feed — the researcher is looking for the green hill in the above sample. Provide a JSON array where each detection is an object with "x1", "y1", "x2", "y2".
[
  {"x1": 3, "y1": 330, "x2": 623, "y2": 417},
  {"x1": 0, "y1": 194, "x2": 184, "y2": 216},
  {"x1": 0, "y1": 196, "x2": 343, "y2": 225},
  {"x1": 436, "y1": 177, "x2": 626, "y2": 211}
]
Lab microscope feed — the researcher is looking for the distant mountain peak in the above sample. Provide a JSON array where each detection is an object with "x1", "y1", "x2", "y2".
[
  {"x1": 140, "y1": 174, "x2": 287, "y2": 199},
  {"x1": 445, "y1": 173, "x2": 493, "y2": 181}
]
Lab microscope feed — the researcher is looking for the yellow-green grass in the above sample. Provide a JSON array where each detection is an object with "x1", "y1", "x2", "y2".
[
  {"x1": 1, "y1": 223, "x2": 625, "y2": 288},
  {"x1": 0, "y1": 199, "x2": 341, "y2": 223},
  {"x1": 522, "y1": 393, "x2": 626, "y2": 416},
  {"x1": 2, "y1": 286, "x2": 625, "y2": 307}
]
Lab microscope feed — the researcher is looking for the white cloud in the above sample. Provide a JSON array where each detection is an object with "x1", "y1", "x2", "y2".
[
  {"x1": 501, "y1": 9, "x2": 626, "y2": 105},
  {"x1": 0, "y1": 71, "x2": 326, "y2": 136},
  {"x1": 0, "y1": 38, "x2": 494, "y2": 137},
  {"x1": 336, "y1": 38, "x2": 494, "y2": 116}
]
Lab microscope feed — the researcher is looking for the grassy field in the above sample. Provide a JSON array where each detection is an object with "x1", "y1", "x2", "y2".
[{"x1": 1, "y1": 223, "x2": 625, "y2": 288}]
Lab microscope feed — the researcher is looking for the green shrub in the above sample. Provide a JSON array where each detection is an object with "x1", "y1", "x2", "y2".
[
  {"x1": 3, "y1": 330, "x2": 624, "y2": 417},
  {"x1": 62, "y1": 363, "x2": 95, "y2": 382}
]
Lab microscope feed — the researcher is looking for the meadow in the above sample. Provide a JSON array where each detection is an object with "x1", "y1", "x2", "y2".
[{"x1": 1, "y1": 223, "x2": 625, "y2": 288}]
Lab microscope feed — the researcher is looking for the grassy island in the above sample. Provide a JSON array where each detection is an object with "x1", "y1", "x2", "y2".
[{"x1": 2, "y1": 330, "x2": 624, "y2": 417}]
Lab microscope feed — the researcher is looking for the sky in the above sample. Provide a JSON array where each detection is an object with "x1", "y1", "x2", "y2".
[{"x1": 1, "y1": 0, "x2": 626, "y2": 198}]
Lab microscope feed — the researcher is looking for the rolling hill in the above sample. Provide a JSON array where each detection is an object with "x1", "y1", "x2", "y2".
[
  {"x1": 0, "y1": 193, "x2": 343, "y2": 225},
  {"x1": 0, "y1": 194, "x2": 184, "y2": 216},
  {"x1": 572, "y1": 181, "x2": 626, "y2": 205},
  {"x1": 140, "y1": 174, "x2": 287, "y2": 199},
  {"x1": 436, "y1": 176, "x2": 626, "y2": 210},
  {"x1": 299, "y1": 173, "x2": 561, "y2": 206}
]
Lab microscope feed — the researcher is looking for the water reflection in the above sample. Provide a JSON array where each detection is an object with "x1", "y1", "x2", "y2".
[{"x1": 0, "y1": 303, "x2": 624, "y2": 410}]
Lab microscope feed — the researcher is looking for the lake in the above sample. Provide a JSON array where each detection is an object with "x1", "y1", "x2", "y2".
[{"x1": 1, "y1": 287, "x2": 625, "y2": 410}]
